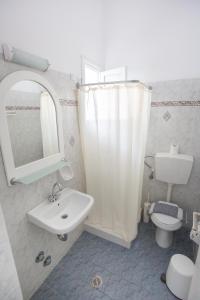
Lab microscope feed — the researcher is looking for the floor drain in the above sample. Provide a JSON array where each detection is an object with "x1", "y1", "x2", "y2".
[
  {"x1": 90, "y1": 275, "x2": 103, "y2": 289},
  {"x1": 61, "y1": 214, "x2": 68, "y2": 219}
]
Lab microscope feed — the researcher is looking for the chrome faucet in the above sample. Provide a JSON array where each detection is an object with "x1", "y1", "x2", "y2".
[{"x1": 48, "y1": 182, "x2": 63, "y2": 202}]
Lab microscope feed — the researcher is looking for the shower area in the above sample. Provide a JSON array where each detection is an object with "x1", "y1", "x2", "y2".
[{"x1": 78, "y1": 81, "x2": 151, "y2": 247}]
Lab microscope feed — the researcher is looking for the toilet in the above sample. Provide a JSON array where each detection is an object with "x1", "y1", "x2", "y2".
[
  {"x1": 150, "y1": 144, "x2": 193, "y2": 248},
  {"x1": 151, "y1": 202, "x2": 183, "y2": 248}
]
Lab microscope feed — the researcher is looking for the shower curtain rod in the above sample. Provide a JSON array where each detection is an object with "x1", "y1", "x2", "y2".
[{"x1": 77, "y1": 80, "x2": 152, "y2": 90}]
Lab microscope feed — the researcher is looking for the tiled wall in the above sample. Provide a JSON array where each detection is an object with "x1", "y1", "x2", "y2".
[
  {"x1": 0, "y1": 58, "x2": 86, "y2": 299},
  {"x1": 0, "y1": 204, "x2": 23, "y2": 300},
  {"x1": 143, "y1": 79, "x2": 200, "y2": 226}
]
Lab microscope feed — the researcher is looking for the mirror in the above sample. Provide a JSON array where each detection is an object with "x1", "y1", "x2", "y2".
[
  {"x1": 5, "y1": 80, "x2": 59, "y2": 167},
  {"x1": 0, "y1": 70, "x2": 65, "y2": 186}
]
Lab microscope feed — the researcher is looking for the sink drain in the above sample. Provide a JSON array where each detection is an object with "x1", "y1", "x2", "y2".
[
  {"x1": 90, "y1": 275, "x2": 102, "y2": 289},
  {"x1": 61, "y1": 214, "x2": 68, "y2": 219}
]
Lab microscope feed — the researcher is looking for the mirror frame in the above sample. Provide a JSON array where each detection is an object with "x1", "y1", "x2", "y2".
[{"x1": 0, "y1": 70, "x2": 65, "y2": 186}]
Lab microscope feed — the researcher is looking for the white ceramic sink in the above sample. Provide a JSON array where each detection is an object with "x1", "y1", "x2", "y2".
[{"x1": 27, "y1": 188, "x2": 94, "y2": 234}]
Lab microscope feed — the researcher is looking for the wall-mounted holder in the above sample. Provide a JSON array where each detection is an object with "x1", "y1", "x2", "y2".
[
  {"x1": 58, "y1": 158, "x2": 73, "y2": 182},
  {"x1": 10, "y1": 178, "x2": 22, "y2": 185}
]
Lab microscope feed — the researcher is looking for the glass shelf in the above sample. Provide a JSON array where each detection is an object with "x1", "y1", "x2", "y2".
[{"x1": 11, "y1": 160, "x2": 68, "y2": 185}]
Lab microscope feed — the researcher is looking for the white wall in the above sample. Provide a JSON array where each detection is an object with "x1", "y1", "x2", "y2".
[
  {"x1": 104, "y1": 0, "x2": 200, "y2": 82},
  {"x1": 0, "y1": 0, "x2": 104, "y2": 78},
  {"x1": 1, "y1": 0, "x2": 200, "y2": 82}
]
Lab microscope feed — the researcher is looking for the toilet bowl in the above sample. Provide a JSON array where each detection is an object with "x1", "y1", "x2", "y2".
[{"x1": 151, "y1": 207, "x2": 183, "y2": 248}]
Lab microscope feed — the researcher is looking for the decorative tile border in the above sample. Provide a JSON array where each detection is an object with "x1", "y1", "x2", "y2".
[
  {"x1": 5, "y1": 99, "x2": 78, "y2": 111},
  {"x1": 151, "y1": 100, "x2": 200, "y2": 107},
  {"x1": 59, "y1": 99, "x2": 78, "y2": 106},
  {"x1": 6, "y1": 106, "x2": 40, "y2": 111},
  {"x1": 6, "y1": 100, "x2": 200, "y2": 111},
  {"x1": 62, "y1": 99, "x2": 200, "y2": 107}
]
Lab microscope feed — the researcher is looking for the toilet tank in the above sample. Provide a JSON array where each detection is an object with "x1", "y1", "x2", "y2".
[{"x1": 155, "y1": 153, "x2": 193, "y2": 184}]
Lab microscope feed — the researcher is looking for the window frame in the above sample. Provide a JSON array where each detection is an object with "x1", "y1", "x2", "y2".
[
  {"x1": 81, "y1": 56, "x2": 101, "y2": 84},
  {"x1": 81, "y1": 56, "x2": 127, "y2": 84},
  {"x1": 100, "y1": 67, "x2": 127, "y2": 82}
]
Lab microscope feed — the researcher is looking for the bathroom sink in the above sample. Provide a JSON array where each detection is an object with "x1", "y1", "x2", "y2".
[{"x1": 27, "y1": 188, "x2": 94, "y2": 234}]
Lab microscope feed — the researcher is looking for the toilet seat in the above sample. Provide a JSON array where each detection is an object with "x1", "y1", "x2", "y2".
[
  {"x1": 151, "y1": 210, "x2": 183, "y2": 231},
  {"x1": 150, "y1": 202, "x2": 183, "y2": 247}
]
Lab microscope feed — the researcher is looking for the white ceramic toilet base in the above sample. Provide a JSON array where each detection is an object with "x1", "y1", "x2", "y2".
[{"x1": 156, "y1": 227, "x2": 173, "y2": 248}]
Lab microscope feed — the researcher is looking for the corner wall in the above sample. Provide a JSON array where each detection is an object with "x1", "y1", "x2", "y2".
[{"x1": 0, "y1": 58, "x2": 86, "y2": 299}]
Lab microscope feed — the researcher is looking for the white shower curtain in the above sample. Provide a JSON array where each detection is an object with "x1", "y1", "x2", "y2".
[
  {"x1": 79, "y1": 82, "x2": 151, "y2": 243},
  {"x1": 40, "y1": 92, "x2": 58, "y2": 157}
]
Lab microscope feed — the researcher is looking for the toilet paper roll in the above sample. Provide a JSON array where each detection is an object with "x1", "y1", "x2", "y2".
[{"x1": 170, "y1": 144, "x2": 179, "y2": 155}]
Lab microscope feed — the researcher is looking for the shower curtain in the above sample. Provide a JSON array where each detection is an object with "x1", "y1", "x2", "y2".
[
  {"x1": 79, "y1": 82, "x2": 151, "y2": 243},
  {"x1": 40, "y1": 92, "x2": 58, "y2": 157}
]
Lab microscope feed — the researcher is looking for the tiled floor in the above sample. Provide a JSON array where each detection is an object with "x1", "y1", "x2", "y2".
[{"x1": 32, "y1": 223, "x2": 194, "y2": 300}]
